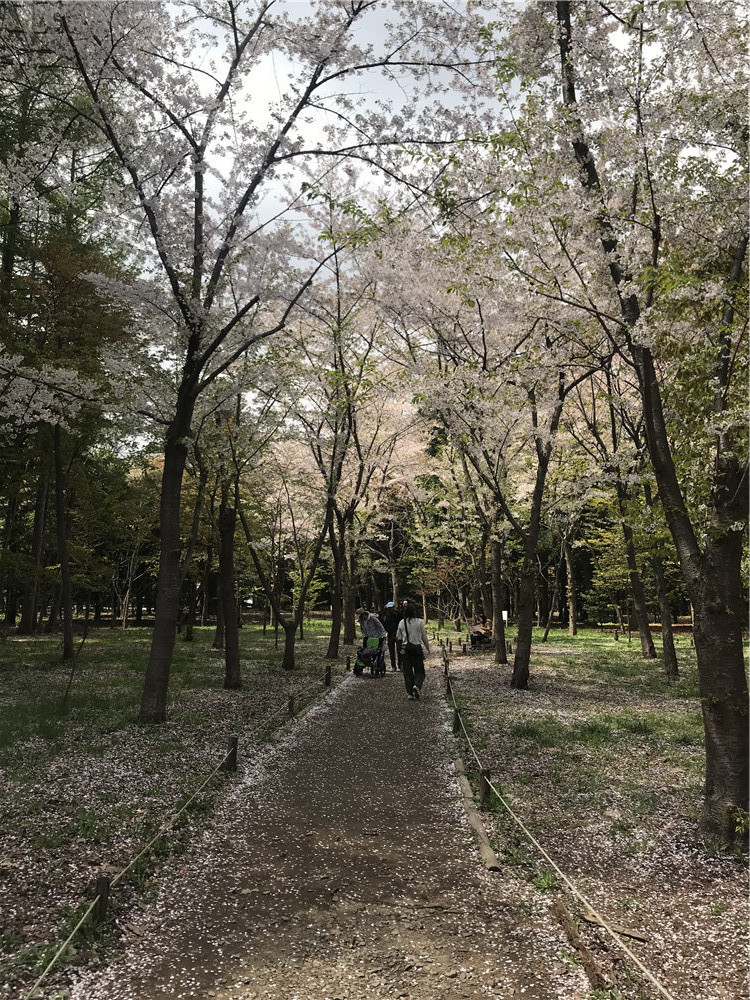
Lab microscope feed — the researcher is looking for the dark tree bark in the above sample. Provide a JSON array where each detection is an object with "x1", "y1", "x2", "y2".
[
  {"x1": 183, "y1": 579, "x2": 196, "y2": 642},
  {"x1": 53, "y1": 425, "x2": 74, "y2": 661},
  {"x1": 219, "y1": 495, "x2": 241, "y2": 689},
  {"x1": 19, "y1": 467, "x2": 49, "y2": 635},
  {"x1": 0, "y1": 490, "x2": 20, "y2": 624},
  {"x1": 342, "y1": 531, "x2": 357, "y2": 645},
  {"x1": 200, "y1": 551, "x2": 212, "y2": 626},
  {"x1": 542, "y1": 545, "x2": 565, "y2": 643},
  {"x1": 44, "y1": 586, "x2": 60, "y2": 633},
  {"x1": 650, "y1": 556, "x2": 679, "y2": 684},
  {"x1": 326, "y1": 521, "x2": 343, "y2": 659},
  {"x1": 618, "y1": 499, "x2": 657, "y2": 659},
  {"x1": 511, "y1": 391, "x2": 565, "y2": 689},
  {"x1": 140, "y1": 399, "x2": 194, "y2": 721},
  {"x1": 564, "y1": 540, "x2": 578, "y2": 636},
  {"x1": 213, "y1": 588, "x2": 225, "y2": 650},
  {"x1": 556, "y1": 1, "x2": 749, "y2": 843},
  {"x1": 280, "y1": 619, "x2": 297, "y2": 671},
  {"x1": 491, "y1": 538, "x2": 508, "y2": 665}
]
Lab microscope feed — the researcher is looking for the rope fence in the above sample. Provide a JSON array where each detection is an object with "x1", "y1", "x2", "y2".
[
  {"x1": 22, "y1": 662, "x2": 336, "y2": 1000},
  {"x1": 442, "y1": 647, "x2": 678, "y2": 1000}
]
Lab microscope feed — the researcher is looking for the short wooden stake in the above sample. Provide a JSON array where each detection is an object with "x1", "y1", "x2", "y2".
[
  {"x1": 93, "y1": 876, "x2": 110, "y2": 922},
  {"x1": 324, "y1": 663, "x2": 331, "y2": 687},
  {"x1": 223, "y1": 735, "x2": 238, "y2": 773},
  {"x1": 462, "y1": 642, "x2": 467, "y2": 655},
  {"x1": 449, "y1": 640, "x2": 453, "y2": 652},
  {"x1": 346, "y1": 655, "x2": 351, "y2": 671},
  {"x1": 614, "y1": 628, "x2": 619, "y2": 641},
  {"x1": 479, "y1": 768, "x2": 491, "y2": 808},
  {"x1": 446, "y1": 676, "x2": 452, "y2": 697},
  {"x1": 506, "y1": 642, "x2": 512, "y2": 655},
  {"x1": 444, "y1": 657, "x2": 449, "y2": 676},
  {"x1": 452, "y1": 708, "x2": 461, "y2": 734},
  {"x1": 288, "y1": 695, "x2": 295, "y2": 717}
]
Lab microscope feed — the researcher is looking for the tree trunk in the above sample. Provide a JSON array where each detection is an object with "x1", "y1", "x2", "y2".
[
  {"x1": 542, "y1": 546, "x2": 564, "y2": 643},
  {"x1": 200, "y1": 549, "x2": 212, "y2": 626},
  {"x1": 651, "y1": 556, "x2": 678, "y2": 684},
  {"x1": 326, "y1": 522, "x2": 343, "y2": 659},
  {"x1": 219, "y1": 498, "x2": 241, "y2": 689},
  {"x1": 183, "y1": 579, "x2": 196, "y2": 642},
  {"x1": 45, "y1": 586, "x2": 60, "y2": 633},
  {"x1": 511, "y1": 560, "x2": 535, "y2": 688},
  {"x1": 4, "y1": 590, "x2": 18, "y2": 627},
  {"x1": 564, "y1": 540, "x2": 577, "y2": 636},
  {"x1": 19, "y1": 467, "x2": 49, "y2": 635},
  {"x1": 614, "y1": 604, "x2": 625, "y2": 634},
  {"x1": 140, "y1": 405, "x2": 192, "y2": 723},
  {"x1": 511, "y1": 406, "x2": 562, "y2": 688},
  {"x1": 479, "y1": 541, "x2": 492, "y2": 621},
  {"x1": 620, "y1": 515, "x2": 657, "y2": 659},
  {"x1": 281, "y1": 618, "x2": 297, "y2": 670},
  {"x1": 537, "y1": 572, "x2": 548, "y2": 629},
  {"x1": 342, "y1": 539, "x2": 357, "y2": 645},
  {"x1": 53, "y1": 425, "x2": 74, "y2": 661},
  {"x1": 213, "y1": 591, "x2": 224, "y2": 649},
  {"x1": 0, "y1": 491, "x2": 20, "y2": 624},
  {"x1": 692, "y1": 534, "x2": 748, "y2": 843},
  {"x1": 491, "y1": 539, "x2": 507, "y2": 665}
]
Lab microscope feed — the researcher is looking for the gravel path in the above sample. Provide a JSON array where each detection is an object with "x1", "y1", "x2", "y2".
[{"x1": 70, "y1": 667, "x2": 586, "y2": 1000}]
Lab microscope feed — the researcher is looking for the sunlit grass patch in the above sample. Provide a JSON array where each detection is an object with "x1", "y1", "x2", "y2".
[{"x1": 507, "y1": 717, "x2": 562, "y2": 747}]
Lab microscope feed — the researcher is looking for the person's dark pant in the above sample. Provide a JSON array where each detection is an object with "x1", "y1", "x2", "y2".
[
  {"x1": 402, "y1": 651, "x2": 425, "y2": 694},
  {"x1": 387, "y1": 634, "x2": 398, "y2": 670}
]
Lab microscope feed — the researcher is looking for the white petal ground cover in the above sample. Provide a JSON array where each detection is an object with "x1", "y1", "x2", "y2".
[
  {"x1": 66, "y1": 658, "x2": 587, "y2": 1000},
  {"x1": 1, "y1": 623, "x2": 745, "y2": 1000},
  {"x1": 446, "y1": 629, "x2": 748, "y2": 1000},
  {"x1": 0, "y1": 625, "x2": 344, "y2": 1000}
]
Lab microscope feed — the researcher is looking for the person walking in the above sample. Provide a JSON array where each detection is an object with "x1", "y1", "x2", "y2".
[
  {"x1": 380, "y1": 601, "x2": 402, "y2": 671},
  {"x1": 396, "y1": 601, "x2": 430, "y2": 700}
]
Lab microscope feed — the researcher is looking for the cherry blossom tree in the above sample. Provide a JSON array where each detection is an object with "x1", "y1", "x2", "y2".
[
  {"x1": 2, "y1": 0, "x2": 494, "y2": 719},
  {"x1": 485, "y1": 0, "x2": 748, "y2": 843}
]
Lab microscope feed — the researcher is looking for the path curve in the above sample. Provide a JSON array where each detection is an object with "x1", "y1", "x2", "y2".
[{"x1": 71, "y1": 666, "x2": 585, "y2": 1000}]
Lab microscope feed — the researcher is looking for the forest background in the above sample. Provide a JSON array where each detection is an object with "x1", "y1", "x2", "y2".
[{"x1": 0, "y1": 0, "x2": 747, "y2": 859}]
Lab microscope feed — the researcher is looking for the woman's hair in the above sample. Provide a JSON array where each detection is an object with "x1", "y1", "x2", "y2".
[{"x1": 402, "y1": 601, "x2": 416, "y2": 621}]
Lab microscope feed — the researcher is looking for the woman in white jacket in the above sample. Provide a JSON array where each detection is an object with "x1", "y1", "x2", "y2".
[{"x1": 396, "y1": 601, "x2": 430, "y2": 700}]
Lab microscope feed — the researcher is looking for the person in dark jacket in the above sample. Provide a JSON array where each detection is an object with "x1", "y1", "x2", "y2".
[{"x1": 380, "y1": 601, "x2": 402, "y2": 671}]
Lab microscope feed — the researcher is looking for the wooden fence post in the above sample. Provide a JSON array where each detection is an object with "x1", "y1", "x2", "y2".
[
  {"x1": 479, "y1": 768, "x2": 491, "y2": 808},
  {"x1": 223, "y1": 735, "x2": 238, "y2": 773},
  {"x1": 453, "y1": 708, "x2": 461, "y2": 734},
  {"x1": 93, "y1": 876, "x2": 110, "y2": 922},
  {"x1": 346, "y1": 655, "x2": 351, "y2": 671},
  {"x1": 462, "y1": 642, "x2": 467, "y2": 655}
]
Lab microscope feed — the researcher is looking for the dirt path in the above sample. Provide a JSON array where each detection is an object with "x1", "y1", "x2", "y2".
[{"x1": 70, "y1": 666, "x2": 586, "y2": 1000}]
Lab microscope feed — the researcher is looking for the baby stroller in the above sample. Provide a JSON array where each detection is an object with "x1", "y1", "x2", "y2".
[{"x1": 353, "y1": 637, "x2": 386, "y2": 677}]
